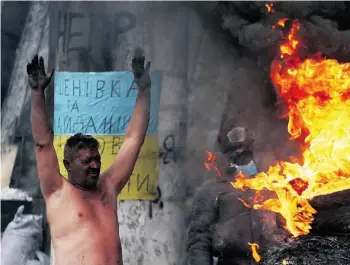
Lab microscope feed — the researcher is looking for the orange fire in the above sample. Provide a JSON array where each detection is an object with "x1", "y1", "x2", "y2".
[
  {"x1": 272, "y1": 18, "x2": 289, "y2": 29},
  {"x1": 204, "y1": 151, "x2": 222, "y2": 177},
  {"x1": 277, "y1": 18, "x2": 288, "y2": 28},
  {"x1": 204, "y1": 151, "x2": 216, "y2": 171},
  {"x1": 265, "y1": 3, "x2": 274, "y2": 13},
  {"x1": 231, "y1": 19, "x2": 350, "y2": 237},
  {"x1": 248, "y1": 242, "x2": 261, "y2": 262}
]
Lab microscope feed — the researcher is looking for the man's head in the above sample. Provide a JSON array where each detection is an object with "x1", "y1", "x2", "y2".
[
  {"x1": 63, "y1": 133, "x2": 101, "y2": 190},
  {"x1": 215, "y1": 126, "x2": 256, "y2": 176},
  {"x1": 218, "y1": 126, "x2": 254, "y2": 154}
]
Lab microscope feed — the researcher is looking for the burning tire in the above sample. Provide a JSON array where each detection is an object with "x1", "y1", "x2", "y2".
[{"x1": 260, "y1": 235, "x2": 350, "y2": 265}]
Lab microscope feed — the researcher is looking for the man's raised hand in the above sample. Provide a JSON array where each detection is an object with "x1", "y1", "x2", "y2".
[
  {"x1": 27, "y1": 54, "x2": 54, "y2": 91},
  {"x1": 132, "y1": 48, "x2": 151, "y2": 91}
]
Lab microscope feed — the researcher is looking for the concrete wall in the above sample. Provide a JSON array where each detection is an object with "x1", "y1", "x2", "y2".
[
  {"x1": 1, "y1": 1, "x2": 49, "y2": 189},
  {"x1": 1, "y1": 1, "x2": 30, "y2": 107}
]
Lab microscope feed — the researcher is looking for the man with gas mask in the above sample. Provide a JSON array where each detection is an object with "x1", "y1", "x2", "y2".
[
  {"x1": 187, "y1": 126, "x2": 350, "y2": 265},
  {"x1": 186, "y1": 126, "x2": 270, "y2": 265}
]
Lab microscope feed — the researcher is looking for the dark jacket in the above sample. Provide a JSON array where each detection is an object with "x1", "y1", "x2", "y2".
[{"x1": 186, "y1": 176, "x2": 267, "y2": 265}]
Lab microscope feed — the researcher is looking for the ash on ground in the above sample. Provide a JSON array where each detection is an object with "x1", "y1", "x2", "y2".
[{"x1": 260, "y1": 235, "x2": 350, "y2": 265}]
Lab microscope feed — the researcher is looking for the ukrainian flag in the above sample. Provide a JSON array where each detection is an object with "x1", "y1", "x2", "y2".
[{"x1": 53, "y1": 71, "x2": 162, "y2": 200}]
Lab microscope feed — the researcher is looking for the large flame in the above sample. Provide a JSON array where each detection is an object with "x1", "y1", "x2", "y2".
[{"x1": 231, "y1": 20, "x2": 350, "y2": 237}]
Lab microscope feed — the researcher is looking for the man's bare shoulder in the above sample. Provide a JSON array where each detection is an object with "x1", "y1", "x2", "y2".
[
  {"x1": 44, "y1": 178, "x2": 86, "y2": 207},
  {"x1": 45, "y1": 179, "x2": 77, "y2": 215},
  {"x1": 46, "y1": 177, "x2": 116, "y2": 213},
  {"x1": 98, "y1": 172, "x2": 117, "y2": 192}
]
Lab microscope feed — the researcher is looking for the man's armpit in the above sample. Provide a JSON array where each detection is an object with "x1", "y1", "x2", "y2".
[{"x1": 35, "y1": 142, "x2": 45, "y2": 148}]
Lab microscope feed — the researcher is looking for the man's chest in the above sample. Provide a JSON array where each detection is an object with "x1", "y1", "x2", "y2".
[
  {"x1": 48, "y1": 186, "x2": 118, "y2": 235},
  {"x1": 74, "y1": 195, "x2": 115, "y2": 221}
]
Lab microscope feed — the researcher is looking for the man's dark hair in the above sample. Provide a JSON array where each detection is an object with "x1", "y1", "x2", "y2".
[{"x1": 64, "y1": 133, "x2": 100, "y2": 160}]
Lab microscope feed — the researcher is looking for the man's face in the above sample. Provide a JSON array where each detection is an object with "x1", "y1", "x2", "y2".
[{"x1": 65, "y1": 148, "x2": 101, "y2": 189}]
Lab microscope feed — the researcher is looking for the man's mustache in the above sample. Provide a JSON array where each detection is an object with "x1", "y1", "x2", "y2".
[{"x1": 88, "y1": 168, "x2": 100, "y2": 174}]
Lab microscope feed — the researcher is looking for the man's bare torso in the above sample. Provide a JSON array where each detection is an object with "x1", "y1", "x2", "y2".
[{"x1": 46, "y1": 177, "x2": 122, "y2": 265}]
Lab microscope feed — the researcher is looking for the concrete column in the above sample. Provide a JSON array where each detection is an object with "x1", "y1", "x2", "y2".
[
  {"x1": 1, "y1": 1, "x2": 30, "y2": 106},
  {"x1": 1, "y1": 1, "x2": 49, "y2": 188}
]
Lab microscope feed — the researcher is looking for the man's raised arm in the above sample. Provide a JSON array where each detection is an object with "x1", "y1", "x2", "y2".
[
  {"x1": 103, "y1": 51, "x2": 151, "y2": 194},
  {"x1": 28, "y1": 54, "x2": 63, "y2": 197}
]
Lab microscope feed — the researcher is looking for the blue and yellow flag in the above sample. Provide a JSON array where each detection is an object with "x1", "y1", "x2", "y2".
[{"x1": 53, "y1": 71, "x2": 162, "y2": 200}]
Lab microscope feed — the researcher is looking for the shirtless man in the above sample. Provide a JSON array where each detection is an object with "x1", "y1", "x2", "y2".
[{"x1": 27, "y1": 53, "x2": 151, "y2": 265}]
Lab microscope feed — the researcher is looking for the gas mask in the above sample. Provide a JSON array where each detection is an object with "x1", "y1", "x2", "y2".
[{"x1": 230, "y1": 160, "x2": 258, "y2": 177}]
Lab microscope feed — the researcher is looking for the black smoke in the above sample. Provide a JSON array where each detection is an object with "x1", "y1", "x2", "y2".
[{"x1": 219, "y1": 1, "x2": 350, "y2": 62}]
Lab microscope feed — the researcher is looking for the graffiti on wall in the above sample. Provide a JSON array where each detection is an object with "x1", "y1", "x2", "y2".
[
  {"x1": 159, "y1": 134, "x2": 177, "y2": 164},
  {"x1": 55, "y1": 10, "x2": 136, "y2": 69},
  {"x1": 53, "y1": 71, "x2": 162, "y2": 200}
]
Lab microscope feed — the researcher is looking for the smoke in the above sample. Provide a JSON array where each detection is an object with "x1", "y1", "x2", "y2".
[
  {"x1": 209, "y1": 1, "x2": 350, "y2": 170},
  {"x1": 220, "y1": 1, "x2": 350, "y2": 61}
]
